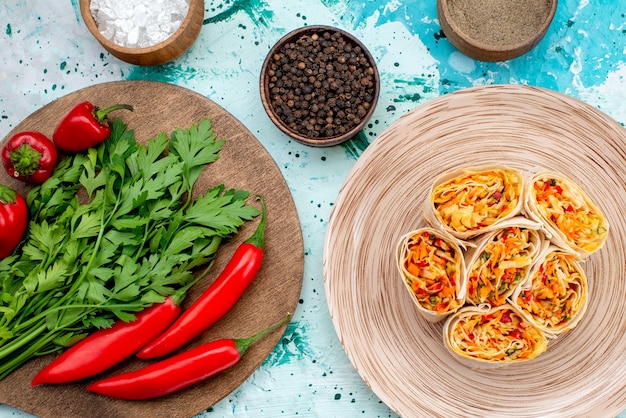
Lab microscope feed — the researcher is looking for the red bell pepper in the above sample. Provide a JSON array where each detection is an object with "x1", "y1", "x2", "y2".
[
  {"x1": 31, "y1": 289, "x2": 187, "y2": 386},
  {"x1": 137, "y1": 196, "x2": 267, "y2": 359},
  {"x1": 86, "y1": 313, "x2": 291, "y2": 400},
  {"x1": 53, "y1": 101, "x2": 133, "y2": 152},
  {"x1": 1, "y1": 131, "x2": 57, "y2": 184},
  {"x1": 0, "y1": 185, "x2": 28, "y2": 259},
  {"x1": 500, "y1": 310, "x2": 512, "y2": 323}
]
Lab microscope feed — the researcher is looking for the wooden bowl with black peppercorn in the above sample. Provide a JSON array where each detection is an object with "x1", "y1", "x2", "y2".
[{"x1": 260, "y1": 25, "x2": 380, "y2": 147}]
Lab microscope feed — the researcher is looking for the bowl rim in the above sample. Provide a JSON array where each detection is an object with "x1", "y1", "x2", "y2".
[
  {"x1": 259, "y1": 24, "x2": 380, "y2": 147},
  {"x1": 437, "y1": 0, "x2": 558, "y2": 53},
  {"x1": 79, "y1": 0, "x2": 201, "y2": 55}
]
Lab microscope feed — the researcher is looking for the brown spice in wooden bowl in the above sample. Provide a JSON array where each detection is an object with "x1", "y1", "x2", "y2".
[
  {"x1": 437, "y1": 0, "x2": 557, "y2": 62},
  {"x1": 449, "y1": 0, "x2": 552, "y2": 46}
]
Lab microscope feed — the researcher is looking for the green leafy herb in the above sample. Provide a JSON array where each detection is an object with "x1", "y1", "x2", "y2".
[{"x1": 0, "y1": 118, "x2": 260, "y2": 380}]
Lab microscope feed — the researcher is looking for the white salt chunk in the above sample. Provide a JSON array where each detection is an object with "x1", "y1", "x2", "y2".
[{"x1": 90, "y1": 0, "x2": 191, "y2": 48}]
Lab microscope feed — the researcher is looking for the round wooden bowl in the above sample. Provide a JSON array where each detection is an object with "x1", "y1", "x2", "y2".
[
  {"x1": 437, "y1": 0, "x2": 557, "y2": 62},
  {"x1": 260, "y1": 25, "x2": 380, "y2": 147},
  {"x1": 79, "y1": 0, "x2": 205, "y2": 66}
]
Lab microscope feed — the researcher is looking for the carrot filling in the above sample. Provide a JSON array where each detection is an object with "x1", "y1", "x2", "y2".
[
  {"x1": 467, "y1": 227, "x2": 536, "y2": 306},
  {"x1": 531, "y1": 177, "x2": 608, "y2": 253},
  {"x1": 515, "y1": 251, "x2": 586, "y2": 332},
  {"x1": 449, "y1": 307, "x2": 547, "y2": 361},
  {"x1": 432, "y1": 168, "x2": 522, "y2": 233},
  {"x1": 401, "y1": 231, "x2": 461, "y2": 314}
]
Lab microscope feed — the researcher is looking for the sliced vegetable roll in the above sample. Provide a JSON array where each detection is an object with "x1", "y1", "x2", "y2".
[
  {"x1": 524, "y1": 170, "x2": 609, "y2": 258},
  {"x1": 443, "y1": 304, "x2": 548, "y2": 368},
  {"x1": 511, "y1": 246, "x2": 588, "y2": 335},
  {"x1": 397, "y1": 227, "x2": 466, "y2": 322},
  {"x1": 465, "y1": 224, "x2": 546, "y2": 307},
  {"x1": 424, "y1": 165, "x2": 532, "y2": 244}
]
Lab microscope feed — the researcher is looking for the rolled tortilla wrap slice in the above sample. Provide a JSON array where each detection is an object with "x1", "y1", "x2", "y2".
[
  {"x1": 511, "y1": 245, "x2": 588, "y2": 335},
  {"x1": 523, "y1": 170, "x2": 609, "y2": 258},
  {"x1": 465, "y1": 223, "x2": 547, "y2": 307},
  {"x1": 443, "y1": 304, "x2": 548, "y2": 368},
  {"x1": 423, "y1": 165, "x2": 529, "y2": 245},
  {"x1": 396, "y1": 227, "x2": 466, "y2": 322}
]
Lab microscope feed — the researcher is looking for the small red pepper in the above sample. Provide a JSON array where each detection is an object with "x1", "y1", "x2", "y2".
[
  {"x1": 509, "y1": 329, "x2": 522, "y2": 340},
  {"x1": 138, "y1": 196, "x2": 267, "y2": 359},
  {"x1": 86, "y1": 313, "x2": 291, "y2": 400},
  {"x1": 481, "y1": 314, "x2": 494, "y2": 324},
  {"x1": 1, "y1": 131, "x2": 57, "y2": 183},
  {"x1": 53, "y1": 101, "x2": 133, "y2": 152},
  {"x1": 0, "y1": 185, "x2": 28, "y2": 259},
  {"x1": 500, "y1": 310, "x2": 512, "y2": 323},
  {"x1": 31, "y1": 289, "x2": 188, "y2": 386}
]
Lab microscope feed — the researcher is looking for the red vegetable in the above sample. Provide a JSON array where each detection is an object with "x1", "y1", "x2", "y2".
[
  {"x1": 138, "y1": 196, "x2": 267, "y2": 359},
  {"x1": 86, "y1": 313, "x2": 291, "y2": 400},
  {"x1": 53, "y1": 101, "x2": 133, "y2": 152},
  {"x1": 31, "y1": 290, "x2": 187, "y2": 386},
  {"x1": 500, "y1": 311, "x2": 512, "y2": 323},
  {"x1": 0, "y1": 185, "x2": 28, "y2": 259},
  {"x1": 1, "y1": 131, "x2": 57, "y2": 183}
]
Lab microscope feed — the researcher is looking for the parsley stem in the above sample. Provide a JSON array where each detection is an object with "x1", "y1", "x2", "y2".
[
  {"x1": 0, "y1": 327, "x2": 61, "y2": 380},
  {"x1": 12, "y1": 302, "x2": 146, "y2": 335},
  {"x1": 0, "y1": 323, "x2": 47, "y2": 362}
]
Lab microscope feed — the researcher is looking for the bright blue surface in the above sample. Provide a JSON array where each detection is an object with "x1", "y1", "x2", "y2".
[{"x1": 0, "y1": 1, "x2": 624, "y2": 417}]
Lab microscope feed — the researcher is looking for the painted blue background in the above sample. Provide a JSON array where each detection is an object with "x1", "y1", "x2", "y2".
[{"x1": 1, "y1": 1, "x2": 624, "y2": 417}]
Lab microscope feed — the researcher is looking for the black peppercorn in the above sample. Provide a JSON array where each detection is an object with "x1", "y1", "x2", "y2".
[{"x1": 264, "y1": 28, "x2": 377, "y2": 140}]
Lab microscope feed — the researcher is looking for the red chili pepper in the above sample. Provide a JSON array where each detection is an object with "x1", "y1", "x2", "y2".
[
  {"x1": 0, "y1": 185, "x2": 28, "y2": 259},
  {"x1": 416, "y1": 288, "x2": 429, "y2": 297},
  {"x1": 509, "y1": 329, "x2": 522, "y2": 340},
  {"x1": 434, "y1": 302, "x2": 446, "y2": 311},
  {"x1": 86, "y1": 313, "x2": 291, "y2": 400},
  {"x1": 137, "y1": 196, "x2": 267, "y2": 359},
  {"x1": 31, "y1": 289, "x2": 188, "y2": 386},
  {"x1": 1, "y1": 131, "x2": 57, "y2": 184},
  {"x1": 427, "y1": 282, "x2": 443, "y2": 293},
  {"x1": 521, "y1": 290, "x2": 533, "y2": 303},
  {"x1": 53, "y1": 101, "x2": 133, "y2": 152},
  {"x1": 500, "y1": 311, "x2": 512, "y2": 323}
]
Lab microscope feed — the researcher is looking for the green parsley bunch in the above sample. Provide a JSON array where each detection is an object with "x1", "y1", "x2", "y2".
[{"x1": 0, "y1": 118, "x2": 260, "y2": 380}]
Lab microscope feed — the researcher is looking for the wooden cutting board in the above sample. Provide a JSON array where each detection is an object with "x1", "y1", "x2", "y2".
[{"x1": 0, "y1": 80, "x2": 304, "y2": 418}]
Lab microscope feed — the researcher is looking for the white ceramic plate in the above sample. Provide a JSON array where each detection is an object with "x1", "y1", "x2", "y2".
[{"x1": 324, "y1": 84, "x2": 626, "y2": 418}]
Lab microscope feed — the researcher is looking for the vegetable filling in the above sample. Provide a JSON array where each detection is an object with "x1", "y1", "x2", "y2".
[
  {"x1": 467, "y1": 227, "x2": 536, "y2": 306},
  {"x1": 401, "y1": 231, "x2": 462, "y2": 314},
  {"x1": 432, "y1": 168, "x2": 522, "y2": 233}
]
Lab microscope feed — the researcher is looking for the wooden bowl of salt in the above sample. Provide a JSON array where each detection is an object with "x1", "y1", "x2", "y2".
[
  {"x1": 79, "y1": 0, "x2": 204, "y2": 66},
  {"x1": 437, "y1": 0, "x2": 557, "y2": 62}
]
